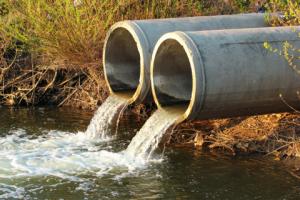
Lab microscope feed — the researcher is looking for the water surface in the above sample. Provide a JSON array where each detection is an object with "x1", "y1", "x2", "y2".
[{"x1": 0, "y1": 106, "x2": 299, "y2": 199}]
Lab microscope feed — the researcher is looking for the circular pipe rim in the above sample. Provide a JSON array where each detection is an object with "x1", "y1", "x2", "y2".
[
  {"x1": 103, "y1": 21, "x2": 150, "y2": 104},
  {"x1": 150, "y1": 31, "x2": 206, "y2": 124}
]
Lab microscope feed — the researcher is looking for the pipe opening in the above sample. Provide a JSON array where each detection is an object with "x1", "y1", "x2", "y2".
[
  {"x1": 152, "y1": 39, "x2": 193, "y2": 113},
  {"x1": 104, "y1": 27, "x2": 141, "y2": 98}
]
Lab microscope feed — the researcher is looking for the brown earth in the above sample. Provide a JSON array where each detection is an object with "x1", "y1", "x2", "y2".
[{"x1": 170, "y1": 113, "x2": 300, "y2": 159}]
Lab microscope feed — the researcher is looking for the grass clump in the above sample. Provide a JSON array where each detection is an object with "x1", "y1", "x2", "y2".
[
  {"x1": 264, "y1": 0, "x2": 300, "y2": 75},
  {"x1": 0, "y1": 0, "x2": 257, "y2": 69},
  {"x1": 266, "y1": 0, "x2": 300, "y2": 26},
  {"x1": 0, "y1": 0, "x2": 255, "y2": 107},
  {"x1": 0, "y1": 0, "x2": 205, "y2": 69},
  {"x1": 1, "y1": 0, "x2": 300, "y2": 162},
  {"x1": 0, "y1": 0, "x2": 112, "y2": 68}
]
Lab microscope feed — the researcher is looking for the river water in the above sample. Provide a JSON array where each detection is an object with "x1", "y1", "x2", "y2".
[{"x1": 0, "y1": 107, "x2": 299, "y2": 199}]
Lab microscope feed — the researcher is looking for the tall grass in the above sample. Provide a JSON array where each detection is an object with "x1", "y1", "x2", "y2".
[
  {"x1": 0, "y1": 0, "x2": 256, "y2": 69},
  {"x1": 265, "y1": 0, "x2": 300, "y2": 75},
  {"x1": 0, "y1": 0, "x2": 256, "y2": 107},
  {"x1": 266, "y1": 0, "x2": 300, "y2": 26},
  {"x1": 0, "y1": 0, "x2": 202, "y2": 68},
  {"x1": 1, "y1": 0, "x2": 115, "y2": 68}
]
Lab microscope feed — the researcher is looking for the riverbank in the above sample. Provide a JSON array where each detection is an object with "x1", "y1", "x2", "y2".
[
  {"x1": 1, "y1": 105, "x2": 299, "y2": 199},
  {"x1": 170, "y1": 113, "x2": 300, "y2": 158},
  {"x1": 1, "y1": 0, "x2": 299, "y2": 159},
  {"x1": 1, "y1": 61, "x2": 300, "y2": 160}
]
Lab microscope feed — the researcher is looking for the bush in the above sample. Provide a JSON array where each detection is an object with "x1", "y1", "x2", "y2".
[
  {"x1": 0, "y1": 0, "x2": 207, "y2": 69},
  {"x1": 266, "y1": 0, "x2": 300, "y2": 26},
  {"x1": 0, "y1": 0, "x2": 256, "y2": 70},
  {"x1": 264, "y1": 0, "x2": 300, "y2": 75},
  {"x1": 0, "y1": 0, "x2": 114, "y2": 68},
  {"x1": 0, "y1": 0, "x2": 255, "y2": 107}
]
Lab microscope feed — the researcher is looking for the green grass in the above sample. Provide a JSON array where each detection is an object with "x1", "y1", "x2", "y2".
[
  {"x1": 0, "y1": 0, "x2": 258, "y2": 70},
  {"x1": 264, "y1": 0, "x2": 300, "y2": 75}
]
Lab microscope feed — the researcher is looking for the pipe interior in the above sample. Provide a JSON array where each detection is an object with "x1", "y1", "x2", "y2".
[
  {"x1": 153, "y1": 39, "x2": 193, "y2": 111},
  {"x1": 105, "y1": 27, "x2": 140, "y2": 98}
]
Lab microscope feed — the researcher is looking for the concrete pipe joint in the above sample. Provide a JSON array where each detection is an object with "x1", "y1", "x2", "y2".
[
  {"x1": 150, "y1": 26, "x2": 300, "y2": 123},
  {"x1": 103, "y1": 13, "x2": 269, "y2": 104}
]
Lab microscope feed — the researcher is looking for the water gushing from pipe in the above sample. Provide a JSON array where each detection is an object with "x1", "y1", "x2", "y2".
[
  {"x1": 85, "y1": 95, "x2": 128, "y2": 139},
  {"x1": 125, "y1": 108, "x2": 183, "y2": 160},
  {"x1": 151, "y1": 27, "x2": 300, "y2": 122}
]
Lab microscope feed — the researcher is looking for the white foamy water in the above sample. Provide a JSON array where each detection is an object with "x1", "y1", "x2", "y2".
[
  {"x1": 0, "y1": 95, "x2": 131, "y2": 181},
  {"x1": 85, "y1": 95, "x2": 128, "y2": 139},
  {"x1": 125, "y1": 109, "x2": 180, "y2": 160},
  {"x1": 0, "y1": 108, "x2": 180, "y2": 181},
  {"x1": 0, "y1": 129, "x2": 140, "y2": 180},
  {"x1": 0, "y1": 94, "x2": 181, "y2": 199}
]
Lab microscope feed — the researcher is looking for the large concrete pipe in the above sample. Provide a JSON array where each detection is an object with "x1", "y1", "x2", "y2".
[
  {"x1": 103, "y1": 13, "x2": 271, "y2": 104},
  {"x1": 151, "y1": 26, "x2": 300, "y2": 123}
]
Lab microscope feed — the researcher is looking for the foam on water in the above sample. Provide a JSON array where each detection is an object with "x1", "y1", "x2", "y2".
[
  {"x1": 0, "y1": 129, "x2": 140, "y2": 180},
  {"x1": 0, "y1": 184, "x2": 25, "y2": 199},
  {"x1": 0, "y1": 96, "x2": 182, "y2": 198},
  {"x1": 0, "y1": 109, "x2": 180, "y2": 181},
  {"x1": 0, "y1": 95, "x2": 131, "y2": 180}
]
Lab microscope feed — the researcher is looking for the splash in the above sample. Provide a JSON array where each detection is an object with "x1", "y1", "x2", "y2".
[
  {"x1": 0, "y1": 108, "x2": 181, "y2": 181},
  {"x1": 0, "y1": 129, "x2": 138, "y2": 180},
  {"x1": 0, "y1": 92, "x2": 185, "y2": 193},
  {"x1": 85, "y1": 95, "x2": 128, "y2": 139}
]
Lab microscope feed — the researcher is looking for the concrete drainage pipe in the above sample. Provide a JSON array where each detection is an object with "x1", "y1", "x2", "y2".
[
  {"x1": 151, "y1": 26, "x2": 300, "y2": 123},
  {"x1": 103, "y1": 13, "x2": 270, "y2": 104}
]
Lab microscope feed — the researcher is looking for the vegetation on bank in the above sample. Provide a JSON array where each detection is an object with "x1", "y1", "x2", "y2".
[
  {"x1": 0, "y1": 0, "x2": 261, "y2": 107},
  {"x1": 265, "y1": 0, "x2": 300, "y2": 75},
  {"x1": 0, "y1": 0, "x2": 300, "y2": 160},
  {"x1": 170, "y1": 0, "x2": 300, "y2": 159}
]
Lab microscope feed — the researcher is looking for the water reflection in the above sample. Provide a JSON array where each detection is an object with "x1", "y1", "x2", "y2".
[
  {"x1": 0, "y1": 107, "x2": 299, "y2": 199},
  {"x1": 0, "y1": 106, "x2": 92, "y2": 135}
]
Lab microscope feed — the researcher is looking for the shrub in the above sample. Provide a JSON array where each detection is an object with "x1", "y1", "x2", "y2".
[
  {"x1": 266, "y1": 0, "x2": 300, "y2": 26},
  {"x1": 0, "y1": 0, "x2": 254, "y2": 107},
  {"x1": 0, "y1": 0, "x2": 255, "y2": 70},
  {"x1": 0, "y1": 0, "x2": 114, "y2": 68},
  {"x1": 264, "y1": 0, "x2": 300, "y2": 75}
]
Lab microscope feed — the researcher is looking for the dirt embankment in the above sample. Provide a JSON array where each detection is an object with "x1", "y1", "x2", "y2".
[
  {"x1": 1, "y1": 44, "x2": 300, "y2": 163},
  {"x1": 1, "y1": 0, "x2": 299, "y2": 161},
  {"x1": 170, "y1": 113, "x2": 300, "y2": 158}
]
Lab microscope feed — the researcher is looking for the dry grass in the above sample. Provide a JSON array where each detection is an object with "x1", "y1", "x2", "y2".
[
  {"x1": 169, "y1": 113, "x2": 300, "y2": 158},
  {"x1": 266, "y1": 0, "x2": 300, "y2": 26},
  {"x1": 1, "y1": 0, "x2": 300, "y2": 158},
  {"x1": 0, "y1": 0, "x2": 260, "y2": 70},
  {"x1": 0, "y1": 0, "x2": 258, "y2": 107}
]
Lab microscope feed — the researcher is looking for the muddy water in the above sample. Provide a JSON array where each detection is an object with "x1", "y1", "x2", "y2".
[{"x1": 0, "y1": 107, "x2": 300, "y2": 199}]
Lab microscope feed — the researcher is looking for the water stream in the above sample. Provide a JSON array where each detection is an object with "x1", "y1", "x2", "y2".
[
  {"x1": 0, "y1": 107, "x2": 299, "y2": 199},
  {"x1": 0, "y1": 95, "x2": 184, "y2": 199},
  {"x1": 126, "y1": 109, "x2": 180, "y2": 160},
  {"x1": 85, "y1": 95, "x2": 128, "y2": 139},
  {"x1": 0, "y1": 99, "x2": 181, "y2": 182}
]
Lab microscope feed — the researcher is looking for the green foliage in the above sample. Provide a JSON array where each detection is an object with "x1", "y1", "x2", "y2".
[
  {"x1": 264, "y1": 0, "x2": 300, "y2": 74},
  {"x1": 0, "y1": 1, "x2": 9, "y2": 17},
  {"x1": 0, "y1": 0, "x2": 256, "y2": 69},
  {"x1": 234, "y1": 0, "x2": 251, "y2": 12},
  {"x1": 0, "y1": 0, "x2": 115, "y2": 67},
  {"x1": 266, "y1": 0, "x2": 300, "y2": 26},
  {"x1": 264, "y1": 37, "x2": 300, "y2": 75},
  {"x1": 0, "y1": 0, "x2": 207, "y2": 68}
]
